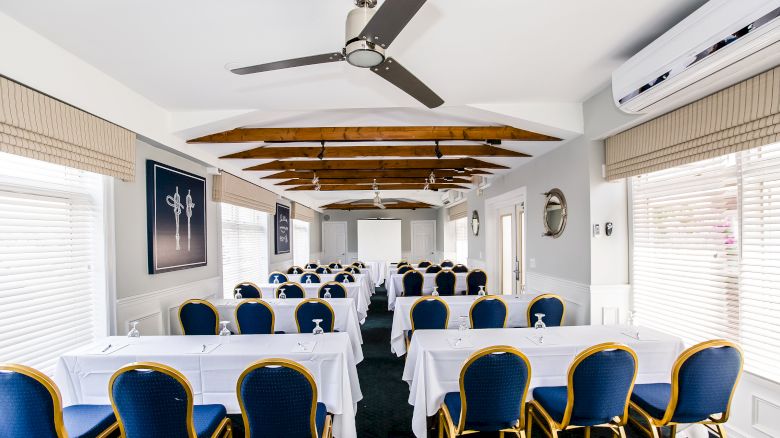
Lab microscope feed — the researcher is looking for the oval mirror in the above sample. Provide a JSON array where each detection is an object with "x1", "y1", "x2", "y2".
[
  {"x1": 471, "y1": 210, "x2": 480, "y2": 236},
  {"x1": 543, "y1": 188, "x2": 567, "y2": 238}
]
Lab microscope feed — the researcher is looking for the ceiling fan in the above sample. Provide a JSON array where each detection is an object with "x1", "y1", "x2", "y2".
[
  {"x1": 230, "y1": 0, "x2": 444, "y2": 109},
  {"x1": 372, "y1": 179, "x2": 386, "y2": 209}
]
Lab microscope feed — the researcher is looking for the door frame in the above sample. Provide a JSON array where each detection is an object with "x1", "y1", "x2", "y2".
[
  {"x1": 410, "y1": 220, "x2": 437, "y2": 263},
  {"x1": 321, "y1": 221, "x2": 348, "y2": 263},
  {"x1": 485, "y1": 187, "x2": 527, "y2": 294}
]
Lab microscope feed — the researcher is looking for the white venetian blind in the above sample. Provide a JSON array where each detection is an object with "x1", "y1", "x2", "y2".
[
  {"x1": 0, "y1": 151, "x2": 106, "y2": 374},
  {"x1": 221, "y1": 203, "x2": 268, "y2": 298},
  {"x1": 292, "y1": 219, "x2": 311, "y2": 268}
]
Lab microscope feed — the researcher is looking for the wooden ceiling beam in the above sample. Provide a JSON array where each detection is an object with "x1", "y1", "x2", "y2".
[
  {"x1": 245, "y1": 158, "x2": 508, "y2": 171},
  {"x1": 220, "y1": 144, "x2": 530, "y2": 159},
  {"x1": 276, "y1": 177, "x2": 473, "y2": 185},
  {"x1": 261, "y1": 169, "x2": 490, "y2": 179},
  {"x1": 287, "y1": 183, "x2": 468, "y2": 191},
  {"x1": 189, "y1": 125, "x2": 561, "y2": 143},
  {"x1": 322, "y1": 202, "x2": 434, "y2": 210}
]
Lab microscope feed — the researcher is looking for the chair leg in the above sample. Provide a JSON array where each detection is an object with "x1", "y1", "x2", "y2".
[
  {"x1": 525, "y1": 405, "x2": 533, "y2": 438},
  {"x1": 669, "y1": 424, "x2": 678, "y2": 437},
  {"x1": 617, "y1": 426, "x2": 627, "y2": 438},
  {"x1": 500, "y1": 432, "x2": 505, "y2": 438},
  {"x1": 438, "y1": 412, "x2": 444, "y2": 438},
  {"x1": 585, "y1": 426, "x2": 591, "y2": 438},
  {"x1": 715, "y1": 424, "x2": 727, "y2": 438}
]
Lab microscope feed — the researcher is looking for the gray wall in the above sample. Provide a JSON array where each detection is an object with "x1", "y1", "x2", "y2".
[
  {"x1": 322, "y1": 208, "x2": 442, "y2": 253},
  {"x1": 114, "y1": 139, "x2": 220, "y2": 300},
  {"x1": 268, "y1": 198, "x2": 293, "y2": 271}
]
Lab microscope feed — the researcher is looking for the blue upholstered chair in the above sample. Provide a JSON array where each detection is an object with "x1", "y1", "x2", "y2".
[
  {"x1": 425, "y1": 264, "x2": 443, "y2": 274},
  {"x1": 237, "y1": 359, "x2": 332, "y2": 438},
  {"x1": 435, "y1": 270, "x2": 457, "y2": 296},
  {"x1": 398, "y1": 265, "x2": 414, "y2": 275},
  {"x1": 352, "y1": 261, "x2": 366, "y2": 268},
  {"x1": 527, "y1": 343, "x2": 638, "y2": 438},
  {"x1": 0, "y1": 364, "x2": 118, "y2": 438},
  {"x1": 235, "y1": 299, "x2": 275, "y2": 335},
  {"x1": 397, "y1": 260, "x2": 409, "y2": 267},
  {"x1": 466, "y1": 270, "x2": 487, "y2": 295},
  {"x1": 295, "y1": 299, "x2": 335, "y2": 333},
  {"x1": 233, "y1": 282, "x2": 261, "y2": 299},
  {"x1": 418, "y1": 260, "x2": 432, "y2": 268},
  {"x1": 469, "y1": 296, "x2": 508, "y2": 329},
  {"x1": 318, "y1": 282, "x2": 347, "y2": 299},
  {"x1": 300, "y1": 273, "x2": 321, "y2": 284},
  {"x1": 327, "y1": 263, "x2": 342, "y2": 270},
  {"x1": 276, "y1": 282, "x2": 306, "y2": 299},
  {"x1": 110, "y1": 362, "x2": 231, "y2": 438},
  {"x1": 629, "y1": 340, "x2": 743, "y2": 438},
  {"x1": 345, "y1": 266, "x2": 361, "y2": 274},
  {"x1": 452, "y1": 264, "x2": 469, "y2": 273},
  {"x1": 438, "y1": 346, "x2": 531, "y2": 437},
  {"x1": 334, "y1": 272, "x2": 355, "y2": 283},
  {"x1": 527, "y1": 294, "x2": 565, "y2": 327},
  {"x1": 407, "y1": 296, "x2": 449, "y2": 347},
  {"x1": 315, "y1": 266, "x2": 332, "y2": 274},
  {"x1": 402, "y1": 270, "x2": 424, "y2": 296},
  {"x1": 268, "y1": 271, "x2": 288, "y2": 284},
  {"x1": 441, "y1": 260, "x2": 455, "y2": 268},
  {"x1": 304, "y1": 262, "x2": 319, "y2": 270},
  {"x1": 179, "y1": 299, "x2": 219, "y2": 335},
  {"x1": 287, "y1": 266, "x2": 304, "y2": 274}
]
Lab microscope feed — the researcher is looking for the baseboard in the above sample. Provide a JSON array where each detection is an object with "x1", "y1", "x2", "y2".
[{"x1": 525, "y1": 272, "x2": 590, "y2": 325}]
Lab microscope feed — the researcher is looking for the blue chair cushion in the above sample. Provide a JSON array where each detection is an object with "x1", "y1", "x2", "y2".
[
  {"x1": 444, "y1": 392, "x2": 461, "y2": 425},
  {"x1": 315, "y1": 402, "x2": 328, "y2": 438},
  {"x1": 631, "y1": 383, "x2": 671, "y2": 421},
  {"x1": 532, "y1": 386, "x2": 567, "y2": 424},
  {"x1": 62, "y1": 405, "x2": 116, "y2": 438},
  {"x1": 193, "y1": 404, "x2": 227, "y2": 438}
]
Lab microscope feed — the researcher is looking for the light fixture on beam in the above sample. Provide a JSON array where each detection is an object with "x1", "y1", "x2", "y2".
[{"x1": 428, "y1": 171, "x2": 436, "y2": 184}]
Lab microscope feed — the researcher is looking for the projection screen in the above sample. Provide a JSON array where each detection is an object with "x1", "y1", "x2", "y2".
[{"x1": 357, "y1": 219, "x2": 402, "y2": 262}]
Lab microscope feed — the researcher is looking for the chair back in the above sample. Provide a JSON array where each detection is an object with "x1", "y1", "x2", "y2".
[
  {"x1": 315, "y1": 266, "x2": 332, "y2": 274},
  {"x1": 0, "y1": 364, "x2": 65, "y2": 437},
  {"x1": 527, "y1": 294, "x2": 565, "y2": 327},
  {"x1": 441, "y1": 260, "x2": 455, "y2": 268},
  {"x1": 110, "y1": 362, "x2": 196, "y2": 438},
  {"x1": 304, "y1": 263, "x2": 319, "y2": 270},
  {"x1": 276, "y1": 282, "x2": 305, "y2": 299},
  {"x1": 234, "y1": 282, "x2": 262, "y2": 299},
  {"x1": 564, "y1": 343, "x2": 637, "y2": 427},
  {"x1": 456, "y1": 347, "x2": 531, "y2": 432},
  {"x1": 452, "y1": 264, "x2": 469, "y2": 273},
  {"x1": 470, "y1": 297, "x2": 507, "y2": 329},
  {"x1": 466, "y1": 270, "x2": 487, "y2": 295},
  {"x1": 425, "y1": 264, "x2": 443, "y2": 273},
  {"x1": 352, "y1": 261, "x2": 366, "y2": 268},
  {"x1": 287, "y1": 266, "x2": 304, "y2": 274},
  {"x1": 397, "y1": 265, "x2": 413, "y2": 275},
  {"x1": 667, "y1": 340, "x2": 743, "y2": 424},
  {"x1": 434, "y1": 270, "x2": 457, "y2": 295},
  {"x1": 418, "y1": 261, "x2": 432, "y2": 268},
  {"x1": 295, "y1": 299, "x2": 335, "y2": 333},
  {"x1": 269, "y1": 271, "x2": 288, "y2": 283},
  {"x1": 179, "y1": 299, "x2": 218, "y2": 335},
  {"x1": 300, "y1": 273, "x2": 321, "y2": 284},
  {"x1": 318, "y1": 282, "x2": 347, "y2": 299},
  {"x1": 334, "y1": 272, "x2": 355, "y2": 283},
  {"x1": 237, "y1": 359, "x2": 320, "y2": 438},
  {"x1": 328, "y1": 263, "x2": 342, "y2": 270},
  {"x1": 410, "y1": 296, "x2": 449, "y2": 331},
  {"x1": 345, "y1": 266, "x2": 361, "y2": 274},
  {"x1": 402, "y1": 270, "x2": 424, "y2": 296},
  {"x1": 397, "y1": 261, "x2": 409, "y2": 267},
  {"x1": 235, "y1": 300, "x2": 275, "y2": 334}
]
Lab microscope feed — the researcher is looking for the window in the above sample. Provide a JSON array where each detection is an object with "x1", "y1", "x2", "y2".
[
  {"x1": 631, "y1": 142, "x2": 780, "y2": 382},
  {"x1": 293, "y1": 219, "x2": 310, "y2": 268},
  {"x1": 454, "y1": 217, "x2": 468, "y2": 265},
  {"x1": 0, "y1": 152, "x2": 107, "y2": 374},
  {"x1": 220, "y1": 204, "x2": 268, "y2": 298}
]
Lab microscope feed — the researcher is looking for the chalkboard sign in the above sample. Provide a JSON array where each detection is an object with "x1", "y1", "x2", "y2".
[{"x1": 275, "y1": 203, "x2": 291, "y2": 254}]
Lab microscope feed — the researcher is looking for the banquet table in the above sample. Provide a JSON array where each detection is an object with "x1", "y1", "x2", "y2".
[
  {"x1": 55, "y1": 333, "x2": 362, "y2": 438},
  {"x1": 390, "y1": 294, "x2": 536, "y2": 356},
  {"x1": 364, "y1": 261, "x2": 386, "y2": 287},
  {"x1": 207, "y1": 298, "x2": 364, "y2": 363},
  {"x1": 402, "y1": 325, "x2": 685, "y2": 438},
  {"x1": 386, "y1": 264, "x2": 421, "y2": 279},
  {"x1": 258, "y1": 282, "x2": 368, "y2": 322},
  {"x1": 386, "y1": 272, "x2": 469, "y2": 310},
  {"x1": 288, "y1": 273, "x2": 373, "y2": 311}
]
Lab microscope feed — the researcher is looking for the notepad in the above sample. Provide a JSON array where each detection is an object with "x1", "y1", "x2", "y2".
[
  {"x1": 447, "y1": 337, "x2": 474, "y2": 349},
  {"x1": 526, "y1": 333, "x2": 562, "y2": 345},
  {"x1": 89, "y1": 344, "x2": 128, "y2": 355},
  {"x1": 186, "y1": 344, "x2": 221, "y2": 354},
  {"x1": 293, "y1": 341, "x2": 317, "y2": 353}
]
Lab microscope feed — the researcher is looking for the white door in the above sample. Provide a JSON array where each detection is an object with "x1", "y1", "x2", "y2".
[
  {"x1": 322, "y1": 222, "x2": 347, "y2": 264},
  {"x1": 411, "y1": 220, "x2": 436, "y2": 262},
  {"x1": 498, "y1": 203, "x2": 525, "y2": 295}
]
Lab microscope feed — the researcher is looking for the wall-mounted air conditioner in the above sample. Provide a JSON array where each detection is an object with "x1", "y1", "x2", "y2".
[
  {"x1": 441, "y1": 190, "x2": 465, "y2": 206},
  {"x1": 613, "y1": 0, "x2": 780, "y2": 114}
]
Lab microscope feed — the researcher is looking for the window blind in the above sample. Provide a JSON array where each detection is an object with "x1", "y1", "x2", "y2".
[
  {"x1": 455, "y1": 217, "x2": 468, "y2": 264},
  {"x1": 220, "y1": 204, "x2": 268, "y2": 298},
  {"x1": 448, "y1": 202, "x2": 468, "y2": 221},
  {"x1": 293, "y1": 219, "x2": 311, "y2": 267},
  {"x1": 0, "y1": 152, "x2": 105, "y2": 374}
]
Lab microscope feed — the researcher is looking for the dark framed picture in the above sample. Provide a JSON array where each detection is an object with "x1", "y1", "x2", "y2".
[
  {"x1": 275, "y1": 203, "x2": 291, "y2": 254},
  {"x1": 146, "y1": 160, "x2": 207, "y2": 274}
]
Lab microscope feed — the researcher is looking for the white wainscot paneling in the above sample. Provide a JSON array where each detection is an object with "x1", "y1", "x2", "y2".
[
  {"x1": 590, "y1": 284, "x2": 631, "y2": 325},
  {"x1": 270, "y1": 258, "x2": 294, "y2": 273},
  {"x1": 525, "y1": 272, "x2": 590, "y2": 326},
  {"x1": 115, "y1": 276, "x2": 220, "y2": 336},
  {"x1": 722, "y1": 372, "x2": 780, "y2": 438},
  {"x1": 467, "y1": 258, "x2": 486, "y2": 270}
]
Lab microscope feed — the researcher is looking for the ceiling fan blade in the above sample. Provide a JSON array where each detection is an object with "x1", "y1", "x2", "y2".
[
  {"x1": 360, "y1": 0, "x2": 427, "y2": 49},
  {"x1": 230, "y1": 52, "x2": 344, "y2": 75},
  {"x1": 372, "y1": 57, "x2": 444, "y2": 108}
]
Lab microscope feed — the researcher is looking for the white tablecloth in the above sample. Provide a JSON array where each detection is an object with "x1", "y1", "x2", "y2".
[
  {"x1": 403, "y1": 325, "x2": 685, "y2": 438},
  {"x1": 288, "y1": 273, "x2": 373, "y2": 314},
  {"x1": 364, "y1": 261, "x2": 386, "y2": 287},
  {"x1": 390, "y1": 295, "x2": 536, "y2": 356},
  {"x1": 386, "y1": 264, "x2": 421, "y2": 279},
  {"x1": 258, "y1": 282, "x2": 368, "y2": 322},
  {"x1": 386, "y1": 273, "x2": 469, "y2": 310},
  {"x1": 55, "y1": 333, "x2": 363, "y2": 438},
  {"x1": 208, "y1": 298, "x2": 363, "y2": 363}
]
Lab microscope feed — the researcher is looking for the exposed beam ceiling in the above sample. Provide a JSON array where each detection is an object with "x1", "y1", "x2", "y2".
[
  {"x1": 322, "y1": 202, "x2": 433, "y2": 210},
  {"x1": 276, "y1": 177, "x2": 473, "y2": 185},
  {"x1": 189, "y1": 125, "x2": 561, "y2": 143},
  {"x1": 245, "y1": 158, "x2": 508, "y2": 171},
  {"x1": 261, "y1": 169, "x2": 490, "y2": 179},
  {"x1": 221, "y1": 144, "x2": 530, "y2": 159},
  {"x1": 287, "y1": 183, "x2": 468, "y2": 191}
]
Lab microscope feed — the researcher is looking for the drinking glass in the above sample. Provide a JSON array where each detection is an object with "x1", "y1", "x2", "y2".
[
  {"x1": 273, "y1": 275, "x2": 280, "y2": 284},
  {"x1": 534, "y1": 313, "x2": 546, "y2": 329},
  {"x1": 127, "y1": 321, "x2": 140, "y2": 343},
  {"x1": 234, "y1": 288, "x2": 243, "y2": 299},
  {"x1": 478, "y1": 285, "x2": 486, "y2": 296},
  {"x1": 219, "y1": 321, "x2": 231, "y2": 343},
  {"x1": 312, "y1": 319, "x2": 324, "y2": 335},
  {"x1": 279, "y1": 288, "x2": 287, "y2": 299},
  {"x1": 305, "y1": 276, "x2": 312, "y2": 284},
  {"x1": 343, "y1": 276, "x2": 350, "y2": 283},
  {"x1": 432, "y1": 286, "x2": 439, "y2": 296},
  {"x1": 324, "y1": 288, "x2": 332, "y2": 299}
]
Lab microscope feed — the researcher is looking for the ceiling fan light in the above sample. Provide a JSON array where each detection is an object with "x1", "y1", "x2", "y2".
[{"x1": 345, "y1": 39, "x2": 385, "y2": 68}]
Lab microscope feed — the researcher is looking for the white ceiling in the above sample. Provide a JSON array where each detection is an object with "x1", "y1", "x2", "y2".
[{"x1": 0, "y1": 0, "x2": 708, "y2": 207}]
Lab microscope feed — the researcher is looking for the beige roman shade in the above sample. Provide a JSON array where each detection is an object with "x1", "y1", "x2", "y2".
[
  {"x1": 605, "y1": 65, "x2": 780, "y2": 180},
  {"x1": 212, "y1": 172, "x2": 276, "y2": 213},
  {"x1": 0, "y1": 77, "x2": 136, "y2": 181},
  {"x1": 448, "y1": 202, "x2": 468, "y2": 221},
  {"x1": 292, "y1": 202, "x2": 316, "y2": 222}
]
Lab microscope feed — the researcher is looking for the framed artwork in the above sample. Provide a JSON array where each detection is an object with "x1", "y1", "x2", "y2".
[
  {"x1": 275, "y1": 203, "x2": 291, "y2": 254},
  {"x1": 146, "y1": 160, "x2": 207, "y2": 274}
]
